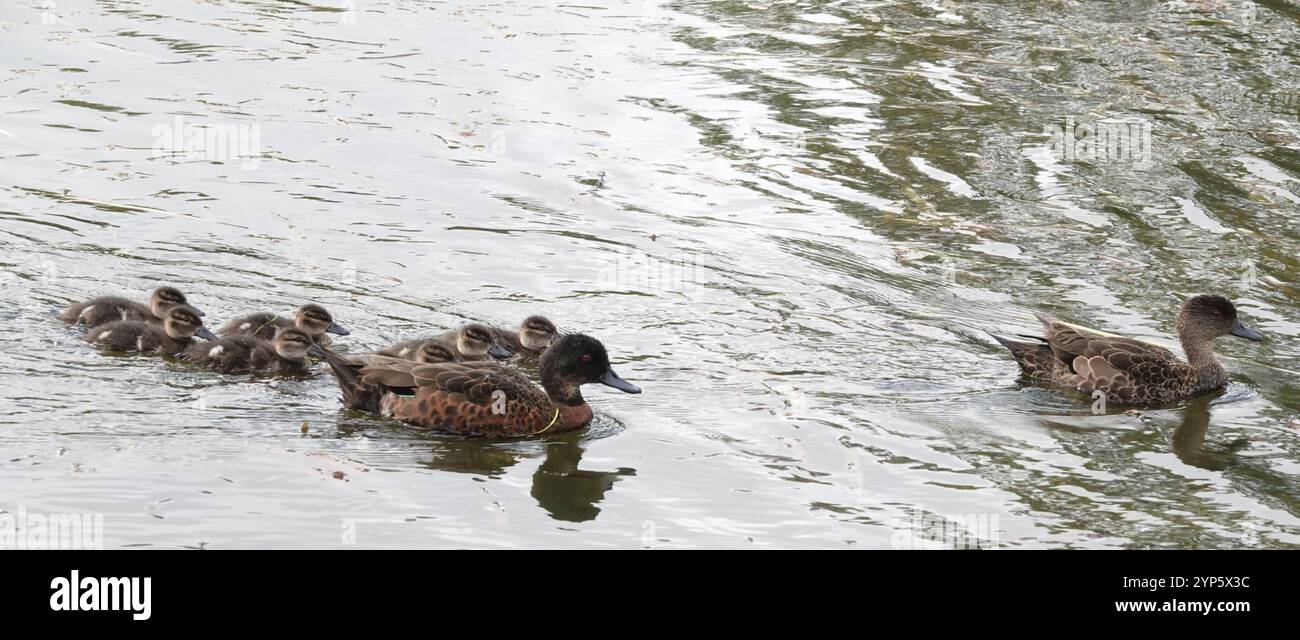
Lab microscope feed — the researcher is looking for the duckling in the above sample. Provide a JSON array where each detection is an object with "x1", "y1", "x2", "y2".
[
  {"x1": 219, "y1": 303, "x2": 349, "y2": 344},
  {"x1": 84, "y1": 304, "x2": 215, "y2": 355},
  {"x1": 316, "y1": 333, "x2": 641, "y2": 437},
  {"x1": 380, "y1": 323, "x2": 512, "y2": 362},
  {"x1": 490, "y1": 315, "x2": 559, "y2": 360},
  {"x1": 374, "y1": 340, "x2": 458, "y2": 363},
  {"x1": 991, "y1": 294, "x2": 1263, "y2": 405},
  {"x1": 182, "y1": 327, "x2": 315, "y2": 375},
  {"x1": 59, "y1": 286, "x2": 198, "y2": 327}
]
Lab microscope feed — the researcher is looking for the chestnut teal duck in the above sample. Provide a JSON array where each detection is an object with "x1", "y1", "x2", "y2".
[
  {"x1": 219, "y1": 303, "x2": 349, "y2": 345},
  {"x1": 316, "y1": 333, "x2": 641, "y2": 437},
  {"x1": 84, "y1": 304, "x2": 215, "y2": 356},
  {"x1": 182, "y1": 327, "x2": 315, "y2": 375},
  {"x1": 59, "y1": 286, "x2": 199, "y2": 327},
  {"x1": 992, "y1": 294, "x2": 1263, "y2": 405}
]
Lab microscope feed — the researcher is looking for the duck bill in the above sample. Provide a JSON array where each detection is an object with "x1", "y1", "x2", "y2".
[
  {"x1": 488, "y1": 344, "x2": 514, "y2": 359},
  {"x1": 308, "y1": 343, "x2": 327, "y2": 358},
  {"x1": 196, "y1": 327, "x2": 218, "y2": 341},
  {"x1": 1229, "y1": 320, "x2": 1263, "y2": 342},
  {"x1": 599, "y1": 368, "x2": 641, "y2": 394},
  {"x1": 326, "y1": 322, "x2": 350, "y2": 336}
]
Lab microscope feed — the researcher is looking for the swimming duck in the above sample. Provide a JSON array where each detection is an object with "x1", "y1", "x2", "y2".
[
  {"x1": 59, "y1": 286, "x2": 199, "y2": 327},
  {"x1": 84, "y1": 304, "x2": 215, "y2": 355},
  {"x1": 316, "y1": 333, "x2": 641, "y2": 437},
  {"x1": 181, "y1": 327, "x2": 315, "y2": 375},
  {"x1": 374, "y1": 340, "x2": 458, "y2": 364},
  {"x1": 380, "y1": 323, "x2": 512, "y2": 362},
  {"x1": 992, "y1": 294, "x2": 1263, "y2": 405},
  {"x1": 490, "y1": 315, "x2": 559, "y2": 360},
  {"x1": 218, "y1": 304, "x2": 349, "y2": 344}
]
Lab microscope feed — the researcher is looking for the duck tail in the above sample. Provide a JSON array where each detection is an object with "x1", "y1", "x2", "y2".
[
  {"x1": 57, "y1": 302, "x2": 86, "y2": 323},
  {"x1": 988, "y1": 332, "x2": 1053, "y2": 374},
  {"x1": 315, "y1": 346, "x2": 385, "y2": 414},
  {"x1": 989, "y1": 331, "x2": 1045, "y2": 351}
]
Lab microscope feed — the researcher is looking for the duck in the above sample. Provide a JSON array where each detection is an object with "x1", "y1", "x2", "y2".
[
  {"x1": 84, "y1": 304, "x2": 215, "y2": 356},
  {"x1": 379, "y1": 323, "x2": 512, "y2": 362},
  {"x1": 490, "y1": 315, "x2": 559, "y2": 360},
  {"x1": 59, "y1": 286, "x2": 199, "y2": 328},
  {"x1": 991, "y1": 294, "x2": 1263, "y2": 405},
  {"x1": 315, "y1": 333, "x2": 641, "y2": 437},
  {"x1": 181, "y1": 327, "x2": 315, "y2": 375},
  {"x1": 373, "y1": 340, "x2": 458, "y2": 364},
  {"x1": 218, "y1": 304, "x2": 349, "y2": 344}
]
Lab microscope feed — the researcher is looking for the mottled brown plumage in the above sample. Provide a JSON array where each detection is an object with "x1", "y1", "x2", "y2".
[
  {"x1": 84, "y1": 304, "x2": 216, "y2": 356},
  {"x1": 182, "y1": 327, "x2": 315, "y2": 375},
  {"x1": 992, "y1": 295, "x2": 1263, "y2": 405},
  {"x1": 219, "y1": 303, "x2": 349, "y2": 344},
  {"x1": 59, "y1": 286, "x2": 197, "y2": 328},
  {"x1": 318, "y1": 334, "x2": 641, "y2": 437}
]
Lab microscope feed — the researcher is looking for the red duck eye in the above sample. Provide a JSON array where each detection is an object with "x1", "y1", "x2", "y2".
[{"x1": 581, "y1": 354, "x2": 592, "y2": 362}]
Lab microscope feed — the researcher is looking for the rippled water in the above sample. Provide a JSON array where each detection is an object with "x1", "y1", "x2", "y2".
[{"x1": 2, "y1": 0, "x2": 1299, "y2": 548}]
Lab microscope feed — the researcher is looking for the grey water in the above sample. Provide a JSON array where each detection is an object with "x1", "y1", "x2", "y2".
[{"x1": 2, "y1": 0, "x2": 1299, "y2": 548}]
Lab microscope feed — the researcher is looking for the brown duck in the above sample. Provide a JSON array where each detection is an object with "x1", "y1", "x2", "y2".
[
  {"x1": 373, "y1": 340, "x2": 458, "y2": 364},
  {"x1": 379, "y1": 323, "x2": 512, "y2": 361},
  {"x1": 219, "y1": 304, "x2": 349, "y2": 344},
  {"x1": 182, "y1": 327, "x2": 315, "y2": 375},
  {"x1": 490, "y1": 315, "x2": 559, "y2": 361},
  {"x1": 59, "y1": 286, "x2": 199, "y2": 327},
  {"x1": 84, "y1": 304, "x2": 216, "y2": 356},
  {"x1": 316, "y1": 333, "x2": 641, "y2": 437},
  {"x1": 992, "y1": 294, "x2": 1263, "y2": 405}
]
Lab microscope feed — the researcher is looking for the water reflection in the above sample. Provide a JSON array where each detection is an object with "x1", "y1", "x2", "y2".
[
  {"x1": 414, "y1": 432, "x2": 634, "y2": 523},
  {"x1": 1172, "y1": 394, "x2": 1250, "y2": 472},
  {"x1": 3, "y1": 0, "x2": 1299, "y2": 548},
  {"x1": 419, "y1": 438, "x2": 528, "y2": 478},
  {"x1": 532, "y1": 435, "x2": 635, "y2": 523}
]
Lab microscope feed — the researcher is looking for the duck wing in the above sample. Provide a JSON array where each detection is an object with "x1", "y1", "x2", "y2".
[
  {"x1": 1038, "y1": 314, "x2": 1177, "y2": 361},
  {"x1": 1037, "y1": 314, "x2": 1184, "y2": 398},
  {"x1": 359, "y1": 360, "x2": 548, "y2": 410}
]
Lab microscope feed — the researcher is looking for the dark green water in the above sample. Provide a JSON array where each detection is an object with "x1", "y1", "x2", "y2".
[{"x1": 1, "y1": 0, "x2": 1298, "y2": 548}]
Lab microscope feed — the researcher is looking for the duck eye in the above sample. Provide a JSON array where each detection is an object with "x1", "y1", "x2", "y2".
[{"x1": 580, "y1": 354, "x2": 592, "y2": 362}]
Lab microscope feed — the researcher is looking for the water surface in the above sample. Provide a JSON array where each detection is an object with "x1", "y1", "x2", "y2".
[{"x1": 2, "y1": 0, "x2": 1299, "y2": 548}]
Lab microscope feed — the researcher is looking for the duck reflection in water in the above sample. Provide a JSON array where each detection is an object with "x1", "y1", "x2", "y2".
[
  {"x1": 417, "y1": 432, "x2": 634, "y2": 523},
  {"x1": 531, "y1": 435, "x2": 636, "y2": 523},
  {"x1": 1172, "y1": 393, "x2": 1249, "y2": 471}
]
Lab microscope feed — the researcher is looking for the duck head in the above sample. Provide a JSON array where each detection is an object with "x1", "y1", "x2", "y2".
[
  {"x1": 164, "y1": 304, "x2": 216, "y2": 341},
  {"x1": 273, "y1": 327, "x2": 315, "y2": 360},
  {"x1": 539, "y1": 334, "x2": 641, "y2": 405},
  {"x1": 1177, "y1": 294, "x2": 1263, "y2": 345},
  {"x1": 519, "y1": 315, "x2": 559, "y2": 352},
  {"x1": 416, "y1": 341, "x2": 457, "y2": 364},
  {"x1": 151, "y1": 286, "x2": 195, "y2": 320},
  {"x1": 296, "y1": 304, "x2": 349, "y2": 338},
  {"x1": 458, "y1": 323, "x2": 512, "y2": 359}
]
